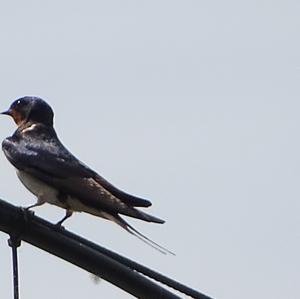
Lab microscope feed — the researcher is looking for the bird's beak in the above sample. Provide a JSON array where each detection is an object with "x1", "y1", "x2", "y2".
[{"x1": 1, "y1": 109, "x2": 11, "y2": 116}]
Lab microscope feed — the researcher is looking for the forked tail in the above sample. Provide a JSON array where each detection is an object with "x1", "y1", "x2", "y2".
[{"x1": 115, "y1": 215, "x2": 175, "y2": 255}]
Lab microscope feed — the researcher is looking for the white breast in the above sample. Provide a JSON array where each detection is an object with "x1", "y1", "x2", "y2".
[
  {"x1": 16, "y1": 170, "x2": 110, "y2": 218},
  {"x1": 16, "y1": 170, "x2": 59, "y2": 205}
]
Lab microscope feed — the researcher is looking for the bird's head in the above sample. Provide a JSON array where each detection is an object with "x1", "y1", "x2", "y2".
[{"x1": 1, "y1": 96, "x2": 54, "y2": 127}]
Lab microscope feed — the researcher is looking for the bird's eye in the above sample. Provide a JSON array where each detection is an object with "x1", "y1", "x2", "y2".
[{"x1": 17, "y1": 100, "x2": 21, "y2": 105}]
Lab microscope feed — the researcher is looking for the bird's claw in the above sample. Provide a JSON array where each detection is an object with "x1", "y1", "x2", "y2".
[
  {"x1": 20, "y1": 207, "x2": 35, "y2": 224},
  {"x1": 53, "y1": 221, "x2": 66, "y2": 231}
]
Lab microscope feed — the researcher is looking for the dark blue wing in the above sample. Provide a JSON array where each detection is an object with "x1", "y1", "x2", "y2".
[{"x1": 2, "y1": 135, "x2": 152, "y2": 208}]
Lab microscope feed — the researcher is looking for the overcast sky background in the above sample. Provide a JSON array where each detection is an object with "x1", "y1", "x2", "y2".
[{"x1": 0, "y1": 1, "x2": 299, "y2": 299}]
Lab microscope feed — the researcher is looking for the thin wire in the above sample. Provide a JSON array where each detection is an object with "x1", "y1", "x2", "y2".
[
  {"x1": 62, "y1": 228, "x2": 212, "y2": 299},
  {"x1": 8, "y1": 236, "x2": 21, "y2": 299}
]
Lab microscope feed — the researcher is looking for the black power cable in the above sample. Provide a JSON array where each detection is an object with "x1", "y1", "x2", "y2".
[
  {"x1": 0, "y1": 199, "x2": 214, "y2": 299},
  {"x1": 62, "y1": 227, "x2": 212, "y2": 299}
]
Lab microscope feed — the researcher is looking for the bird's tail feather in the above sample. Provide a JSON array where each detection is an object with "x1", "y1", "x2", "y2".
[
  {"x1": 125, "y1": 207, "x2": 165, "y2": 224},
  {"x1": 115, "y1": 215, "x2": 175, "y2": 255}
]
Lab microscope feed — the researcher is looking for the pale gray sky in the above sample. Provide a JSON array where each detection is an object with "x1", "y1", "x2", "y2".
[{"x1": 0, "y1": 1, "x2": 299, "y2": 298}]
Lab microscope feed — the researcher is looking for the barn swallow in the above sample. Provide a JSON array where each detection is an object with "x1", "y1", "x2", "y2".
[{"x1": 1, "y1": 96, "x2": 173, "y2": 254}]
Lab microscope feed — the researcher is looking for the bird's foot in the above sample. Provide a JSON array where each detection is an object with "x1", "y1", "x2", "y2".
[
  {"x1": 20, "y1": 207, "x2": 35, "y2": 224},
  {"x1": 53, "y1": 211, "x2": 72, "y2": 231},
  {"x1": 53, "y1": 221, "x2": 66, "y2": 231}
]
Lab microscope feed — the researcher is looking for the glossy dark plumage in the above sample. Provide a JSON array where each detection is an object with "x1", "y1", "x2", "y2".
[{"x1": 1, "y1": 97, "x2": 172, "y2": 254}]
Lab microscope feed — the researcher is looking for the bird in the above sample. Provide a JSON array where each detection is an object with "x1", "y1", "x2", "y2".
[{"x1": 1, "y1": 96, "x2": 173, "y2": 254}]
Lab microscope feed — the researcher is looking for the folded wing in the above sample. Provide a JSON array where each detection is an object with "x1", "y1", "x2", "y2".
[{"x1": 2, "y1": 136, "x2": 162, "y2": 223}]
